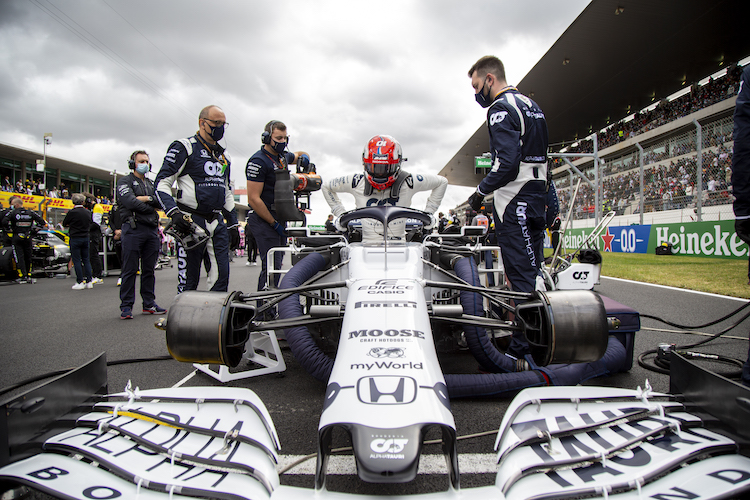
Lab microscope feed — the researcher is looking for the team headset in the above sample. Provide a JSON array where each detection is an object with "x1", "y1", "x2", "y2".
[
  {"x1": 261, "y1": 120, "x2": 289, "y2": 146},
  {"x1": 128, "y1": 151, "x2": 151, "y2": 171}
]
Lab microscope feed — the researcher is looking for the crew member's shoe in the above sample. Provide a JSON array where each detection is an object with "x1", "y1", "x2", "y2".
[
  {"x1": 143, "y1": 304, "x2": 167, "y2": 315},
  {"x1": 117, "y1": 277, "x2": 122, "y2": 286},
  {"x1": 72, "y1": 282, "x2": 86, "y2": 290},
  {"x1": 121, "y1": 308, "x2": 133, "y2": 320},
  {"x1": 85, "y1": 281, "x2": 94, "y2": 289},
  {"x1": 92, "y1": 277, "x2": 104, "y2": 284}
]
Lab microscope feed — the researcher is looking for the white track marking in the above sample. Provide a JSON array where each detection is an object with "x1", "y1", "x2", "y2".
[{"x1": 278, "y1": 453, "x2": 497, "y2": 475}]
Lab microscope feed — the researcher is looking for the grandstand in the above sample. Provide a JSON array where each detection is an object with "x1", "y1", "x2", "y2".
[
  {"x1": 440, "y1": 0, "x2": 750, "y2": 236},
  {"x1": 554, "y1": 65, "x2": 741, "y2": 227}
]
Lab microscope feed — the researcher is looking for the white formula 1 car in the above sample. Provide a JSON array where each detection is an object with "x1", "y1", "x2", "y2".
[{"x1": 1, "y1": 206, "x2": 749, "y2": 499}]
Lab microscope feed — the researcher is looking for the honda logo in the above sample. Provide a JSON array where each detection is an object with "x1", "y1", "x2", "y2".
[{"x1": 357, "y1": 376, "x2": 417, "y2": 405}]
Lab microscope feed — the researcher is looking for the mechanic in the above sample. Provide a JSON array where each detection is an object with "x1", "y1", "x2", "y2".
[
  {"x1": 466, "y1": 55, "x2": 549, "y2": 358},
  {"x1": 84, "y1": 193, "x2": 105, "y2": 285},
  {"x1": 63, "y1": 193, "x2": 94, "y2": 290},
  {"x1": 116, "y1": 150, "x2": 166, "y2": 319},
  {"x1": 155, "y1": 105, "x2": 240, "y2": 294},
  {"x1": 325, "y1": 214, "x2": 336, "y2": 233},
  {"x1": 471, "y1": 209, "x2": 489, "y2": 228},
  {"x1": 448, "y1": 209, "x2": 460, "y2": 226},
  {"x1": 245, "y1": 120, "x2": 310, "y2": 291},
  {"x1": 321, "y1": 135, "x2": 447, "y2": 243},
  {"x1": 437, "y1": 212, "x2": 448, "y2": 233},
  {"x1": 1, "y1": 196, "x2": 47, "y2": 283},
  {"x1": 730, "y1": 63, "x2": 750, "y2": 386},
  {"x1": 0, "y1": 196, "x2": 20, "y2": 247}
]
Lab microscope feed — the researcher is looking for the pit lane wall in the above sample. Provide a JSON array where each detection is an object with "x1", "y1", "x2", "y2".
[{"x1": 559, "y1": 219, "x2": 747, "y2": 260}]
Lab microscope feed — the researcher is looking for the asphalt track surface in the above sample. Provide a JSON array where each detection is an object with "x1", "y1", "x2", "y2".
[{"x1": 1, "y1": 255, "x2": 748, "y2": 498}]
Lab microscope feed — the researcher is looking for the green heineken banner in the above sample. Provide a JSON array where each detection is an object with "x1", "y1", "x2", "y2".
[
  {"x1": 475, "y1": 157, "x2": 492, "y2": 169},
  {"x1": 559, "y1": 220, "x2": 747, "y2": 260}
]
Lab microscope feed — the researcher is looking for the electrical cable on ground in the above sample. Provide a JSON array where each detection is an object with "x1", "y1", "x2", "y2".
[{"x1": 637, "y1": 299, "x2": 750, "y2": 377}]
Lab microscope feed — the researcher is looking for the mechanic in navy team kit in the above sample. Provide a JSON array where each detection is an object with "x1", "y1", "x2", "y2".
[
  {"x1": 245, "y1": 120, "x2": 310, "y2": 292},
  {"x1": 466, "y1": 55, "x2": 549, "y2": 358},
  {"x1": 116, "y1": 150, "x2": 166, "y2": 319},
  {"x1": 321, "y1": 135, "x2": 447, "y2": 243},
  {"x1": 155, "y1": 105, "x2": 240, "y2": 294},
  {"x1": 730, "y1": 63, "x2": 750, "y2": 386},
  {"x1": 1, "y1": 196, "x2": 47, "y2": 283}
]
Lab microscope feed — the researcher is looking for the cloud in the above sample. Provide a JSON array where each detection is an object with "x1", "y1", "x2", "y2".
[{"x1": 0, "y1": 0, "x2": 589, "y2": 223}]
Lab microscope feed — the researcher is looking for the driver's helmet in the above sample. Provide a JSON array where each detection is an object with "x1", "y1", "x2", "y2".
[{"x1": 363, "y1": 135, "x2": 402, "y2": 190}]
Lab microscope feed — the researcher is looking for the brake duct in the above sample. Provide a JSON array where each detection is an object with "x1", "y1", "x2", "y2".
[{"x1": 277, "y1": 253, "x2": 628, "y2": 398}]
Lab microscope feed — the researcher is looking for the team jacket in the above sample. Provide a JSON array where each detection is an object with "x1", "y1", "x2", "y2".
[
  {"x1": 322, "y1": 171, "x2": 447, "y2": 241},
  {"x1": 116, "y1": 173, "x2": 160, "y2": 227},
  {"x1": 733, "y1": 65, "x2": 750, "y2": 218},
  {"x1": 478, "y1": 87, "x2": 549, "y2": 222},
  {"x1": 155, "y1": 134, "x2": 238, "y2": 227},
  {"x1": 2, "y1": 208, "x2": 46, "y2": 238}
]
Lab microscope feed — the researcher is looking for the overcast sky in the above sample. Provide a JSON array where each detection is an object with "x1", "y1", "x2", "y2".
[{"x1": 0, "y1": 0, "x2": 589, "y2": 224}]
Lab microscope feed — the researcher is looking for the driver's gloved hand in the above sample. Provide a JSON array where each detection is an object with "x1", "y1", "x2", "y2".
[
  {"x1": 228, "y1": 226, "x2": 240, "y2": 250},
  {"x1": 171, "y1": 211, "x2": 193, "y2": 234},
  {"x1": 468, "y1": 190, "x2": 484, "y2": 211}
]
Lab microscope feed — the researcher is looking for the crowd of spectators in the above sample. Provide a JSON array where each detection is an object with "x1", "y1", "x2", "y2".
[
  {"x1": 559, "y1": 65, "x2": 742, "y2": 156},
  {"x1": 553, "y1": 64, "x2": 743, "y2": 220},
  {"x1": 557, "y1": 142, "x2": 734, "y2": 218},
  {"x1": 1, "y1": 176, "x2": 111, "y2": 204}
]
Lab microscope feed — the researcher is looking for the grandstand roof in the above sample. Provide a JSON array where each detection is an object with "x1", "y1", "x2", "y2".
[{"x1": 440, "y1": 0, "x2": 750, "y2": 187}]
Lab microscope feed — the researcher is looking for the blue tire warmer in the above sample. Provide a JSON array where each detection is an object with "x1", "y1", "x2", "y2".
[{"x1": 279, "y1": 253, "x2": 628, "y2": 398}]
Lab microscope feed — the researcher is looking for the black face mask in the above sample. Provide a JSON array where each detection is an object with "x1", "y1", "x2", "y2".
[
  {"x1": 475, "y1": 77, "x2": 492, "y2": 108},
  {"x1": 272, "y1": 139, "x2": 287, "y2": 155},
  {"x1": 205, "y1": 122, "x2": 225, "y2": 142}
]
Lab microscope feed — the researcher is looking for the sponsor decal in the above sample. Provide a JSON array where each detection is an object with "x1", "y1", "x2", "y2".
[
  {"x1": 489, "y1": 111, "x2": 508, "y2": 126},
  {"x1": 177, "y1": 245, "x2": 187, "y2": 293},
  {"x1": 515, "y1": 202, "x2": 536, "y2": 268},
  {"x1": 572, "y1": 271, "x2": 590, "y2": 280},
  {"x1": 357, "y1": 375, "x2": 417, "y2": 404},
  {"x1": 654, "y1": 223, "x2": 747, "y2": 258},
  {"x1": 365, "y1": 197, "x2": 400, "y2": 207},
  {"x1": 200, "y1": 149, "x2": 211, "y2": 158},
  {"x1": 370, "y1": 436, "x2": 408, "y2": 459},
  {"x1": 601, "y1": 227, "x2": 615, "y2": 251},
  {"x1": 350, "y1": 361, "x2": 423, "y2": 370},
  {"x1": 348, "y1": 329, "x2": 425, "y2": 340},
  {"x1": 355, "y1": 301, "x2": 417, "y2": 309},
  {"x1": 367, "y1": 347, "x2": 405, "y2": 358},
  {"x1": 516, "y1": 95, "x2": 532, "y2": 107},
  {"x1": 562, "y1": 222, "x2": 748, "y2": 259},
  {"x1": 357, "y1": 279, "x2": 413, "y2": 294},
  {"x1": 203, "y1": 161, "x2": 225, "y2": 177}
]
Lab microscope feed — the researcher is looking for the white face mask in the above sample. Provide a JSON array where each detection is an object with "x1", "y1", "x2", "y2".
[{"x1": 135, "y1": 162, "x2": 150, "y2": 174}]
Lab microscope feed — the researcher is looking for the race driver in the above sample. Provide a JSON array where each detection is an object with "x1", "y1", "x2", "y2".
[
  {"x1": 322, "y1": 135, "x2": 447, "y2": 243},
  {"x1": 155, "y1": 105, "x2": 240, "y2": 294}
]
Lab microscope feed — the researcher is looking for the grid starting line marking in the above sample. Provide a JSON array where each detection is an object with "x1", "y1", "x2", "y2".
[{"x1": 278, "y1": 453, "x2": 497, "y2": 475}]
